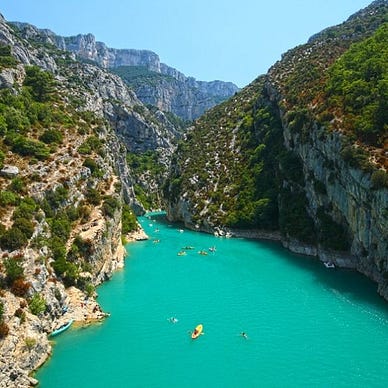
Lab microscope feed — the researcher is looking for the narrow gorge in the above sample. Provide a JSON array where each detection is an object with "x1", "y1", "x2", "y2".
[{"x1": 0, "y1": 1, "x2": 387, "y2": 387}]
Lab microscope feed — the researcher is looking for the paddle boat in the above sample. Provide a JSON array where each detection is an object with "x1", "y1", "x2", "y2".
[
  {"x1": 50, "y1": 319, "x2": 73, "y2": 337},
  {"x1": 198, "y1": 250, "x2": 208, "y2": 256},
  {"x1": 191, "y1": 324, "x2": 203, "y2": 339},
  {"x1": 177, "y1": 251, "x2": 187, "y2": 256}
]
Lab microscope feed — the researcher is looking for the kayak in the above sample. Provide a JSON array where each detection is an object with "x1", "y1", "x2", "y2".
[
  {"x1": 191, "y1": 324, "x2": 203, "y2": 339},
  {"x1": 50, "y1": 319, "x2": 73, "y2": 337}
]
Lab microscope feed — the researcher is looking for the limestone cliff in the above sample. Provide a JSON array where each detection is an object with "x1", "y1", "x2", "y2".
[
  {"x1": 164, "y1": 1, "x2": 388, "y2": 299},
  {"x1": 0, "y1": 12, "x2": 180, "y2": 387},
  {"x1": 10, "y1": 22, "x2": 239, "y2": 120}
]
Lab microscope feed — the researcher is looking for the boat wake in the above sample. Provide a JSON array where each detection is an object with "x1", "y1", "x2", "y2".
[{"x1": 330, "y1": 288, "x2": 388, "y2": 326}]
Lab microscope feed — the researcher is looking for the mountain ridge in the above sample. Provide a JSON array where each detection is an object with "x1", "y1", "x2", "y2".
[{"x1": 9, "y1": 21, "x2": 239, "y2": 120}]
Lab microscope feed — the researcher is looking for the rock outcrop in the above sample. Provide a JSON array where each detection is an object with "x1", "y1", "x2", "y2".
[
  {"x1": 0, "y1": 12, "x2": 178, "y2": 387},
  {"x1": 10, "y1": 22, "x2": 239, "y2": 120},
  {"x1": 164, "y1": 1, "x2": 388, "y2": 300}
]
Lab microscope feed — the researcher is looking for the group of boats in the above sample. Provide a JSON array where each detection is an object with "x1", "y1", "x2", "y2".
[{"x1": 177, "y1": 246, "x2": 217, "y2": 256}]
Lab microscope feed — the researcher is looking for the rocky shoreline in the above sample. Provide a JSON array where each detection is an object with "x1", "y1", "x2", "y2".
[
  {"x1": 176, "y1": 220, "x2": 386, "y2": 301},
  {"x1": 0, "y1": 227, "x2": 149, "y2": 388}
]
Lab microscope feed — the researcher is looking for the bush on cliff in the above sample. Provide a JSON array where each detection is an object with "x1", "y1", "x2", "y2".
[
  {"x1": 28, "y1": 293, "x2": 47, "y2": 316},
  {"x1": 122, "y1": 204, "x2": 137, "y2": 235},
  {"x1": 23, "y1": 65, "x2": 55, "y2": 103},
  {"x1": 0, "y1": 227, "x2": 28, "y2": 251},
  {"x1": 0, "y1": 321, "x2": 9, "y2": 339},
  {"x1": 3, "y1": 257, "x2": 25, "y2": 286}
]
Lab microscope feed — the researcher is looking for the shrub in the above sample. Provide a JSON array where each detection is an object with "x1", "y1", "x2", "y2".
[
  {"x1": 341, "y1": 144, "x2": 373, "y2": 172},
  {"x1": 66, "y1": 205, "x2": 80, "y2": 222},
  {"x1": 11, "y1": 278, "x2": 31, "y2": 297},
  {"x1": 24, "y1": 337, "x2": 36, "y2": 350},
  {"x1": 3, "y1": 257, "x2": 24, "y2": 285},
  {"x1": 84, "y1": 283, "x2": 95, "y2": 298},
  {"x1": 49, "y1": 236, "x2": 66, "y2": 261},
  {"x1": 371, "y1": 170, "x2": 388, "y2": 189},
  {"x1": 24, "y1": 66, "x2": 55, "y2": 102},
  {"x1": 78, "y1": 136, "x2": 102, "y2": 154},
  {"x1": 39, "y1": 129, "x2": 63, "y2": 144},
  {"x1": 0, "y1": 191, "x2": 19, "y2": 207},
  {"x1": 0, "y1": 44, "x2": 17, "y2": 68},
  {"x1": 8, "y1": 177, "x2": 26, "y2": 194},
  {"x1": 102, "y1": 196, "x2": 120, "y2": 218},
  {"x1": 0, "y1": 228, "x2": 28, "y2": 251},
  {"x1": 73, "y1": 235, "x2": 93, "y2": 257},
  {"x1": 0, "y1": 322, "x2": 9, "y2": 339},
  {"x1": 50, "y1": 214, "x2": 71, "y2": 242},
  {"x1": 0, "y1": 301, "x2": 4, "y2": 320},
  {"x1": 14, "y1": 308, "x2": 26, "y2": 323},
  {"x1": 3, "y1": 107, "x2": 30, "y2": 133},
  {"x1": 45, "y1": 186, "x2": 69, "y2": 210},
  {"x1": 28, "y1": 293, "x2": 46, "y2": 316},
  {"x1": 0, "y1": 223, "x2": 5, "y2": 238},
  {"x1": 52, "y1": 258, "x2": 79, "y2": 287},
  {"x1": 0, "y1": 150, "x2": 4, "y2": 169},
  {"x1": 10, "y1": 135, "x2": 50, "y2": 160},
  {"x1": 85, "y1": 188, "x2": 101, "y2": 205},
  {"x1": 83, "y1": 157, "x2": 98, "y2": 173},
  {"x1": 12, "y1": 197, "x2": 37, "y2": 220},
  {"x1": 122, "y1": 204, "x2": 137, "y2": 234},
  {"x1": 12, "y1": 217, "x2": 34, "y2": 239}
]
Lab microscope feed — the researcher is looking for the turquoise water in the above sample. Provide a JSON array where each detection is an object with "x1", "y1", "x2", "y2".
[{"x1": 36, "y1": 213, "x2": 388, "y2": 387}]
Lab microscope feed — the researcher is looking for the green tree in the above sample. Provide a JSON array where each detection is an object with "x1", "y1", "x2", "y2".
[
  {"x1": 3, "y1": 257, "x2": 24, "y2": 286},
  {"x1": 122, "y1": 204, "x2": 137, "y2": 234},
  {"x1": 39, "y1": 129, "x2": 63, "y2": 144},
  {"x1": 28, "y1": 293, "x2": 47, "y2": 316},
  {"x1": 0, "y1": 227, "x2": 28, "y2": 251},
  {"x1": 24, "y1": 66, "x2": 55, "y2": 102}
]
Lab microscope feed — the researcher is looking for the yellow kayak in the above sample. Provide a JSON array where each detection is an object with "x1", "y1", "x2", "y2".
[{"x1": 191, "y1": 324, "x2": 203, "y2": 339}]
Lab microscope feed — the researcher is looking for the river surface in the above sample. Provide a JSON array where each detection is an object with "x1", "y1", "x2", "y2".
[{"x1": 36, "y1": 213, "x2": 388, "y2": 387}]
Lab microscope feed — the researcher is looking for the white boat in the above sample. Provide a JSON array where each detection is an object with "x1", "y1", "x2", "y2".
[{"x1": 323, "y1": 261, "x2": 335, "y2": 268}]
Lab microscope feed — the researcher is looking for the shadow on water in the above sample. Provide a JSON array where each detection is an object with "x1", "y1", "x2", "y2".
[
  {"x1": 250, "y1": 239, "x2": 388, "y2": 316},
  {"x1": 144, "y1": 212, "x2": 388, "y2": 317}
]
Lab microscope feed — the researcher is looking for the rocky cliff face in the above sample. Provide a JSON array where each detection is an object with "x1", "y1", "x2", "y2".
[
  {"x1": 10, "y1": 22, "x2": 239, "y2": 120},
  {"x1": 0, "y1": 12, "x2": 182, "y2": 387},
  {"x1": 164, "y1": 1, "x2": 388, "y2": 299}
]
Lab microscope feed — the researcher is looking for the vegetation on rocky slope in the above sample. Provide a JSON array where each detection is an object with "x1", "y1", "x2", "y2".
[
  {"x1": 0, "y1": 27, "x2": 139, "y2": 355},
  {"x1": 112, "y1": 65, "x2": 176, "y2": 88},
  {"x1": 165, "y1": 78, "x2": 283, "y2": 230},
  {"x1": 165, "y1": 1, "x2": 388, "y2": 251}
]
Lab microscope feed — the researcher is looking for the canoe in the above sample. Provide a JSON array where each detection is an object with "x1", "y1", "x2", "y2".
[
  {"x1": 191, "y1": 324, "x2": 203, "y2": 339},
  {"x1": 50, "y1": 319, "x2": 73, "y2": 337}
]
